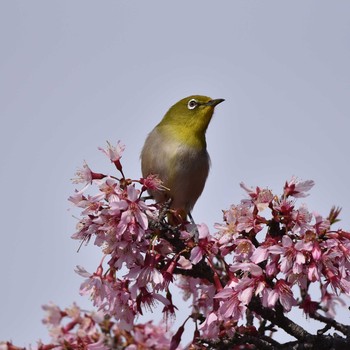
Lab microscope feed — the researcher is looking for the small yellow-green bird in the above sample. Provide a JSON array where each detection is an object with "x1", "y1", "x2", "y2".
[{"x1": 141, "y1": 95, "x2": 224, "y2": 220}]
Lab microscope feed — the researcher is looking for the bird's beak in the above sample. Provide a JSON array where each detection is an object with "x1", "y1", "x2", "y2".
[{"x1": 206, "y1": 98, "x2": 225, "y2": 107}]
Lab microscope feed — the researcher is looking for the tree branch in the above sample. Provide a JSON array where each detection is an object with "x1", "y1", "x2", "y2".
[
  {"x1": 248, "y1": 297, "x2": 311, "y2": 340},
  {"x1": 311, "y1": 311, "x2": 350, "y2": 337}
]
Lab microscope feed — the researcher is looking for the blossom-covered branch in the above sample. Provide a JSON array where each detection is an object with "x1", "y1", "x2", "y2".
[{"x1": 3, "y1": 141, "x2": 350, "y2": 350}]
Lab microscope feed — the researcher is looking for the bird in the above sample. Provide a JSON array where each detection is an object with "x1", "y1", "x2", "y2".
[{"x1": 141, "y1": 95, "x2": 224, "y2": 222}]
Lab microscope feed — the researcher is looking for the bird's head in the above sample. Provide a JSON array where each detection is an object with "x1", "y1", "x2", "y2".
[{"x1": 159, "y1": 95, "x2": 225, "y2": 136}]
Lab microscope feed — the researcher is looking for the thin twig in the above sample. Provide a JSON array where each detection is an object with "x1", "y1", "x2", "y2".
[{"x1": 310, "y1": 311, "x2": 350, "y2": 336}]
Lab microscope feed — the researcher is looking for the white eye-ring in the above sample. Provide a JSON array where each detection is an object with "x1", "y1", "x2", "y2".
[{"x1": 187, "y1": 98, "x2": 198, "y2": 110}]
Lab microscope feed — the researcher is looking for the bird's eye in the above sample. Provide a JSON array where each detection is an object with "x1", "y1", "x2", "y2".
[{"x1": 187, "y1": 99, "x2": 198, "y2": 110}]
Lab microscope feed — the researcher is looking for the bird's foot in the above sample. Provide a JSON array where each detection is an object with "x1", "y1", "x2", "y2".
[{"x1": 188, "y1": 212, "x2": 199, "y2": 243}]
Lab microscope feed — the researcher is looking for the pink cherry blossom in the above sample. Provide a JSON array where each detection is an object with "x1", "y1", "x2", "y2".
[
  {"x1": 198, "y1": 312, "x2": 220, "y2": 339},
  {"x1": 116, "y1": 185, "x2": 149, "y2": 241},
  {"x1": 263, "y1": 280, "x2": 297, "y2": 312},
  {"x1": 42, "y1": 302, "x2": 62, "y2": 327},
  {"x1": 234, "y1": 238, "x2": 255, "y2": 261},
  {"x1": 71, "y1": 161, "x2": 106, "y2": 189},
  {"x1": 140, "y1": 174, "x2": 168, "y2": 192},
  {"x1": 215, "y1": 286, "x2": 246, "y2": 321},
  {"x1": 284, "y1": 176, "x2": 315, "y2": 198},
  {"x1": 98, "y1": 140, "x2": 125, "y2": 163},
  {"x1": 291, "y1": 203, "x2": 313, "y2": 234},
  {"x1": 189, "y1": 224, "x2": 217, "y2": 264},
  {"x1": 99, "y1": 140, "x2": 126, "y2": 175}
]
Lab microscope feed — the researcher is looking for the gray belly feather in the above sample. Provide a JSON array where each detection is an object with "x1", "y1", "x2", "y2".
[{"x1": 141, "y1": 128, "x2": 210, "y2": 213}]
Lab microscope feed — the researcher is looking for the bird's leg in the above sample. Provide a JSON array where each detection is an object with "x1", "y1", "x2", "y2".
[
  {"x1": 140, "y1": 195, "x2": 153, "y2": 201},
  {"x1": 188, "y1": 212, "x2": 195, "y2": 225},
  {"x1": 188, "y1": 212, "x2": 199, "y2": 243},
  {"x1": 156, "y1": 198, "x2": 173, "y2": 226},
  {"x1": 162, "y1": 198, "x2": 183, "y2": 228},
  {"x1": 164, "y1": 197, "x2": 172, "y2": 209}
]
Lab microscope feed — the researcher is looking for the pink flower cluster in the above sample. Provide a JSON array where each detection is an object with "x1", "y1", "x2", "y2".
[
  {"x1": 69, "y1": 142, "x2": 181, "y2": 330},
  {"x1": 194, "y1": 178, "x2": 350, "y2": 340},
  {"x1": 0, "y1": 303, "x2": 173, "y2": 350},
  {"x1": 68, "y1": 142, "x2": 350, "y2": 345}
]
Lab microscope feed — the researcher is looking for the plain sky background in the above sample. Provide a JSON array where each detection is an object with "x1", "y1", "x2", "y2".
[{"x1": 1, "y1": 0, "x2": 350, "y2": 347}]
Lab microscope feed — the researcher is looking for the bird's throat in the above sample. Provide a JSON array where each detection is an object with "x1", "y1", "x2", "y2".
[{"x1": 163, "y1": 124, "x2": 207, "y2": 150}]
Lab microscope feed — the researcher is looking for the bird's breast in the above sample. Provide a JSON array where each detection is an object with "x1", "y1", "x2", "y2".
[{"x1": 141, "y1": 127, "x2": 210, "y2": 212}]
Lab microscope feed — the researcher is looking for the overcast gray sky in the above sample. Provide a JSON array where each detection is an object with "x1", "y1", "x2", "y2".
[{"x1": 1, "y1": 0, "x2": 350, "y2": 346}]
